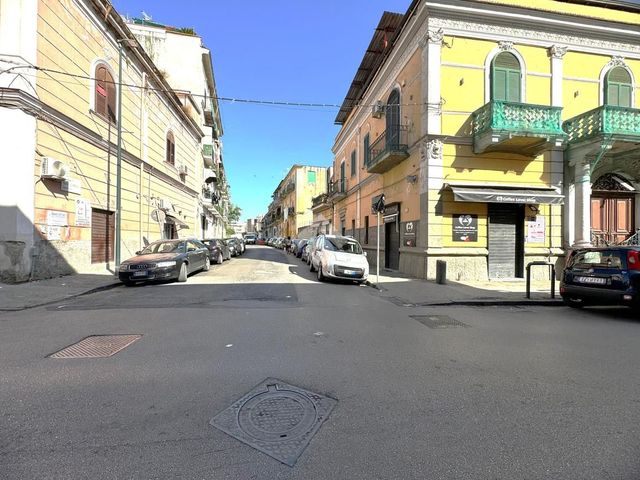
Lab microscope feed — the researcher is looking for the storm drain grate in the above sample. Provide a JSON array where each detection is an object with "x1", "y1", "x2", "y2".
[
  {"x1": 49, "y1": 335, "x2": 142, "y2": 358},
  {"x1": 410, "y1": 315, "x2": 468, "y2": 329},
  {"x1": 210, "y1": 378, "x2": 337, "y2": 467}
]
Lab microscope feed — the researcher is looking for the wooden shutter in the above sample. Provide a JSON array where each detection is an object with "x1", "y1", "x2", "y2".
[
  {"x1": 351, "y1": 150, "x2": 356, "y2": 176},
  {"x1": 363, "y1": 134, "x2": 370, "y2": 167},
  {"x1": 95, "y1": 65, "x2": 107, "y2": 117},
  {"x1": 606, "y1": 67, "x2": 632, "y2": 108},
  {"x1": 492, "y1": 52, "x2": 521, "y2": 102},
  {"x1": 105, "y1": 70, "x2": 116, "y2": 123}
]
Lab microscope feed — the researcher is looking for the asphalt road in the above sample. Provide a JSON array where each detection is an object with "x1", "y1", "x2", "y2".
[{"x1": 1, "y1": 246, "x2": 640, "y2": 479}]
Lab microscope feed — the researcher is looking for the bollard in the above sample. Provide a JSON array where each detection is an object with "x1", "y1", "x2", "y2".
[
  {"x1": 436, "y1": 260, "x2": 447, "y2": 284},
  {"x1": 526, "y1": 261, "x2": 556, "y2": 299}
]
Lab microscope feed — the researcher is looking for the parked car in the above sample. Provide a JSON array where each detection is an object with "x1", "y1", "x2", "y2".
[
  {"x1": 244, "y1": 233, "x2": 257, "y2": 245},
  {"x1": 118, "y1": 238, "x2": 209, "y2": 285},
  {"x1": 561, "y1": 246, "x2": 640, "y2": 309},
  {"x1": 225, "y1": 238, "x2": 241, "y2": 256},
  {"x1": 301, "y1": 238, "x2": 314, "y2": 263},
  {"x1": 305, "y1": 236, "x2": 317, "y2": 265},
  {"x1": 201, "y1": 238, "x2": 231, "y2": 264},
  {"x1": 310, "y1": 235, "x2": 369, "y2": 283},
  {"x1": 294, "y1": 239, "x2": 308, "y2": 258},
  {"x1": 237, "y1": 237, "x2": 246, "y2": 254}
]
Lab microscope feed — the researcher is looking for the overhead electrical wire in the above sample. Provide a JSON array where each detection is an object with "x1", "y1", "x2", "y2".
[{"x1": 1, "y1": 63, "x2": 433, "y2": 110}]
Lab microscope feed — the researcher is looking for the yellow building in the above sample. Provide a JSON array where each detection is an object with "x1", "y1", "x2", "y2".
[
  {"x1": 0, "y1": 0, "x2": 207, "y2": 281},
  {"x1": 332, "y1": 0, "x2": 640, "y2": 280},
  {"x1": 264, "y1": 165, "x2": 327, "y2": 238}
]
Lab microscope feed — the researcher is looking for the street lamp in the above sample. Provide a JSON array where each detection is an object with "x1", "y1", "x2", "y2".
[{"x1": 115, "y1": 38, "x2": 137, "y2": 267}]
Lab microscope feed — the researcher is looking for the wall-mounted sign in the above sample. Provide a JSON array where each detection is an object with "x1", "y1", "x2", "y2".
[
  {"x1": 75, "y1": 199, "x2": 91, "y2": 226},
  {"x1": 47, "y1": 210, "x2": 68, "y2": 227},
  {"x1": 45, "y1": 226, "x2": 62, "y2": 240},
  {"x1": 404, "y1": 238, "x2": 416, "y2": 247},
  {"x1": 452, "y1": 214, "x2": 477, "y2": 242},
  {"x1": 527, "y1": 216, "x2": 546, "y2": 243},
  {"x1": 62, "y1": 178, "x2": 82, "y2": 194},
  {"x1": 404, "y1": 221, "x2": 416, "y2": 237}
]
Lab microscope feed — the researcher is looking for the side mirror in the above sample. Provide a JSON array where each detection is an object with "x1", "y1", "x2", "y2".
[
  {"x1": 188, "y1": 247, "x2": 196, "y2": 252},
  {"x1": 135, "y1": 250, "x2": 142, "y2": 255},
  {"x1": 363, "y1": 251, "x2": 367, "y2": 257}
]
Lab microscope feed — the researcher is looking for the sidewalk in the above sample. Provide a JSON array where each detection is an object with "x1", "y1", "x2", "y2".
[
  {"x1": 0, "y1": 274, "x2": 121, "y2": 312},
  {"x1": 367, "y1": 270, "x2": 562, "y2": 307}
]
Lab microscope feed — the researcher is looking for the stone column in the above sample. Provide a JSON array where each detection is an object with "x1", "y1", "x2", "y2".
[{"x1": 573, "y1": 160, "x2": 592, "y2": 247}]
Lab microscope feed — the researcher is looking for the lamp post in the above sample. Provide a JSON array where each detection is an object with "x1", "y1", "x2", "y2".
[{"x1": 115, "y1": 38, "x2": 137, "y2": 267}]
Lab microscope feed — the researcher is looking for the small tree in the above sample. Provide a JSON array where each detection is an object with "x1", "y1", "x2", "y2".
[
  {"x1": 228, "y1": 204, "x2": 242, "y2": 223},
  {"x1": 225, "y1": 226, "x2": 235, "y2": 236}
]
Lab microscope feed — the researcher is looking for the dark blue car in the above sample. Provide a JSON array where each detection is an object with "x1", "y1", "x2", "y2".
[{"x1": 560, "y1": 246, "x2": 640, "y2": 309}]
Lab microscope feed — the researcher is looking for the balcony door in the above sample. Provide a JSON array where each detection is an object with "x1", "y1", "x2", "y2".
[
  {"x1": 491, "y1": 52, "x2": 521, "y2": 102},
  {"x1": 386, "y1": 89, "x2": 400, "y2": 148}
]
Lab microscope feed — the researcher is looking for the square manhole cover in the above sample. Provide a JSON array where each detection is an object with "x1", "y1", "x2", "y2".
[
  {"x1": 410, "y1": 315, "x2": 468, "y2": 329},
  {"x1": 49, "y1": 335, "x2": 142, "y2": 358},
  {"x1": 210, "y1": 378, "x2": 337, "y2": 466}
]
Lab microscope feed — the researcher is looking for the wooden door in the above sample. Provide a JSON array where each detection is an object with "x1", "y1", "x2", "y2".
[
  {"x1": 91, "y1": 209, "x2": 114, "y2": 263},
  {"x1": 591, "y1": 196, "x2": 634, "y2": 244}
]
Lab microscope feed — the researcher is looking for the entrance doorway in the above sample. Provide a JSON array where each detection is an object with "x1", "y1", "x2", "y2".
[
  {"x1": 488, "y1": 204, "x2": 524, "y2": 278},
  {"x1": 591, "y1": 174, "x2": 635, "y2": 245},
  {"x1": 384, "y1": 204, "x2": 400, "y2": 270},
  {"x1": 91, "y1": 209, "x2": 115, "y2": 264}
]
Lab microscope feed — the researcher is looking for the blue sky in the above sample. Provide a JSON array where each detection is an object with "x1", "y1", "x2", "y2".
[{"x1": 112, "y1": 0, "x2": 413, "y2": 221}]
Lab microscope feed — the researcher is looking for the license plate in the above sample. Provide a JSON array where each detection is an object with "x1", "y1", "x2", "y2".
[
  {"x1": 132, "y1": 270, "x2": 148, "y2": 277},
  {"x1": 575, "y1": 276, "x2": 606, "y2": 285},
  {"x1": 343, "y1": 269, "x2": 356, "y2": 275}
]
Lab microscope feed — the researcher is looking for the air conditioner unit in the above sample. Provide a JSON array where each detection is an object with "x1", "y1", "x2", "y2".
[
  {"x1": 178, "y1": 164, "x2": 188, "y2": 176},
  {"x1": 41, "y1": 157, "x2": 68, "y2": 179},
  {"x1": 371, "y1": 100, "x2": 385, "y2": 119},
  {"x1": 158, "y1": 198, "x2": 173, "y2": 211}
]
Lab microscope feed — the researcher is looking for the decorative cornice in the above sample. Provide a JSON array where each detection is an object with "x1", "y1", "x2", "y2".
[
  {"x1": 425, "y1": 29, "x2": 444, "y2": 46},
  {"x1": 548, "y1": 45, "x2": 568, "y2": 59},
  {"x1": 607, "y1": 55, "x2": 627, "y2": 68},
  {"x1": 429, "y1": 17, "x2": 640, "y2": 56},
  {"x1": 498, "y1": 41, "x2": 514, "y2": 51},
  {"x1": 1, "y1": 87, "x2": 199, "y2": 198}
]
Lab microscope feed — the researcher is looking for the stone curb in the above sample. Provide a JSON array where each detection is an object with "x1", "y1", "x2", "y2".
[{"x1": 0, "y1": 281, "x2": 122, "y2": 312}]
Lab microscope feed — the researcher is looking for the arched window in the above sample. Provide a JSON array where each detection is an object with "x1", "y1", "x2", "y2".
[
  {"x1": 94, "y1": 63, "x2": 116, "y2": 123},
  {"x1": 605, "y1": 67, "x2": 632, "y2": 107},
  {"x1": 491, "y1": 52, "x2": 521, "y2": 102},
  {"x1": 386, "y1": 89, "x2": 401, "y2": 148},
  {"x1": 166, "y1": 131, "x2": 175, "y2": 165}
]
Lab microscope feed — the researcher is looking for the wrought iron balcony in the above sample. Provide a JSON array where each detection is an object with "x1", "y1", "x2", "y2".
[
  {"x1": 329, "y1": 178, "x2": 347, "y2": 199},
  {"x1": 472, "y1": 101, "x2": 565, "y2": 156},
  {"x1": 312, "y1": 193, "x2": 330, "y2": 211},
  {"x1": 563, "y1": 105, "x2": 640, "y2": 154},
  {"x1": 366, "y1": 126, "x2": 409, "y2": 174}
]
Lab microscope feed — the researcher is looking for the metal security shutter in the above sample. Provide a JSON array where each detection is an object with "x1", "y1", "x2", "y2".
[
  {"x1": 488, "y1": 204, "x2": 523, "y2": 278},
  {"x1": 91, "y1": 209, "x2": 115, "y2": 264}
]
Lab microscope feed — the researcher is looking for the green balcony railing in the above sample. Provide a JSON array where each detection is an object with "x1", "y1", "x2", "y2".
[
  {"x1": 563, "y1": 105, "x2": 640, "y2": 144},
  {"x1": 472, "y1": 101, "x2": 564, "y2": 137},
  {"x1": 202, "y1": 143, "x2": 213, "y2": 158}
]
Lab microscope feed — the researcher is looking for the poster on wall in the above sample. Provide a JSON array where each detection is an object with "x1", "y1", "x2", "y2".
[
  {"x1": 47, "y1": 210, "x2": 68, "y2": 227},
  {"x1": 452, "y1": 214, "x2": 477, "y2": 242},
  {"x1": 527, "y1": 216, "x2": 546, "y2": 243},
  {"x1": 75, "y1": 199, "x2": 92, "y2": 226}
]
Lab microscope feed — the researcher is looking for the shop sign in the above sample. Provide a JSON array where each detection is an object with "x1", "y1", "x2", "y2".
[
  {"x1": 75, "y1": 199, "x2": 91, "y2": 226},
  {"x1": 404, "y1": 221, "x2": 416, "y2": 237},
  {"x1": 452, "y1": 214, "x2": 477, "y2": 242},
  {"x1": 47, "y1": 210, "x2": 68, "y2": 227},
  {"x1": 527, "y1": 216, "x2": 546, "y2": 243}
]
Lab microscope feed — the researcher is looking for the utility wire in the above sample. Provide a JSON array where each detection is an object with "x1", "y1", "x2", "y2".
[{"x1": 1, "y1": 64, "x2": 432, "y2": 109}]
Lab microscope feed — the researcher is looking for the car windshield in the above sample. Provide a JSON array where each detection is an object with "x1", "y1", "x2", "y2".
[
  {"x1": 324, "y1": 237, "x2": 363, "y2": 254},
  {"x1": 141, "y1": 241, "x2": 184, "y2": 254}
]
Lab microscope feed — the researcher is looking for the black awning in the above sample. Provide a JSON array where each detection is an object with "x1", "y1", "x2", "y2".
[
  {"x1": 204, "y1": 171, "x2": 218, "y2": 184},
  {"x1": 166, "y1": 214, "x2": 189, "y2": 229},
  {"x1": 448, "y1": 185, "x2": 564, "y2": 205}
]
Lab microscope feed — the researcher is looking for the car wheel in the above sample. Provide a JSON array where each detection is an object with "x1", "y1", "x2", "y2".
[
  {"x1": 122, "y1": 280, "x2": 135, "y2": 287},
  {"x1": 310, "y1": 260, "x2": 315, "y2": 272},
  {"x1": 317, "y1": 264, "x2": 324, "y2": 282},
  {"x1": 563, "y1": 297, "x2": 584, "y2": 308},
  {"x1": 203, "y1": 257, "x2": 210, "y2": 272},
  {"x1": 217, "y1": 253, "x2": 223, "y2": 264},
  {"x1": 178, "y1": 263, "x2": 188, "y2": 282}
]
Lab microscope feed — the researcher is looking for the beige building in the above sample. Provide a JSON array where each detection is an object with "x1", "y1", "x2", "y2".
[
  {"x1": 125, "y1": 16, "x2": 230, "y2": 240},
  {"x1": 0, "y1": 0, "x2": 207, "y2": 281},
  {"x1": 264, "y1": 165, "x2": 327, "y2": 238}
]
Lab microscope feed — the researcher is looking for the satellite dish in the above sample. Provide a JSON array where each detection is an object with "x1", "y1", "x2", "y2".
[{"x1": 151, "y1": 209, "x2": 166, "y2": 223}]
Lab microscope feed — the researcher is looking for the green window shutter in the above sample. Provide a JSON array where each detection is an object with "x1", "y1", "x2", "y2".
[
  {"x1": 351, "y1": 150, "x2": 356, "y2": 176},
  {"x1": 605, "y1": 67, "x2": 632, "y2": 107},
  {"x1": 307, "y1": 171, "x2": 316, "y2": 184},
  {"x1": 363, "y1": 134, "x2": 370, "y2": 167},
  {"x1": 492, "y1": 52, "x2": 521, "y2": 102}
]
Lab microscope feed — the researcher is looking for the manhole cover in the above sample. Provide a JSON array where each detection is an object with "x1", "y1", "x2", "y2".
[
  {"x1": 410, "y1": 315, "x2": 468, "y2": 329},
  {"x1": 210, "y1": 378, "x2": 337, "y2": 466},
  {"x1": 49, "y1": 335, "x2": 142, "y2": 358}
]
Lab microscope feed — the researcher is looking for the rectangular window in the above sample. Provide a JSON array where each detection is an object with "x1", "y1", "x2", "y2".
[
  {"x1": 352, "y1": 219, "x2": 356, "y2": 238},
  {"x1": 351, "y1": 150, "x2": 356, "y2": 177},
  {"x1": 363, "y1": 134, "x2": 370, "y2": 168},
  {"x1": 364, "y1": 216, "x2": 369, "y2": 244},
  {"x1": 307, "y1": 171, "x2": 316, "y2": 184}
]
